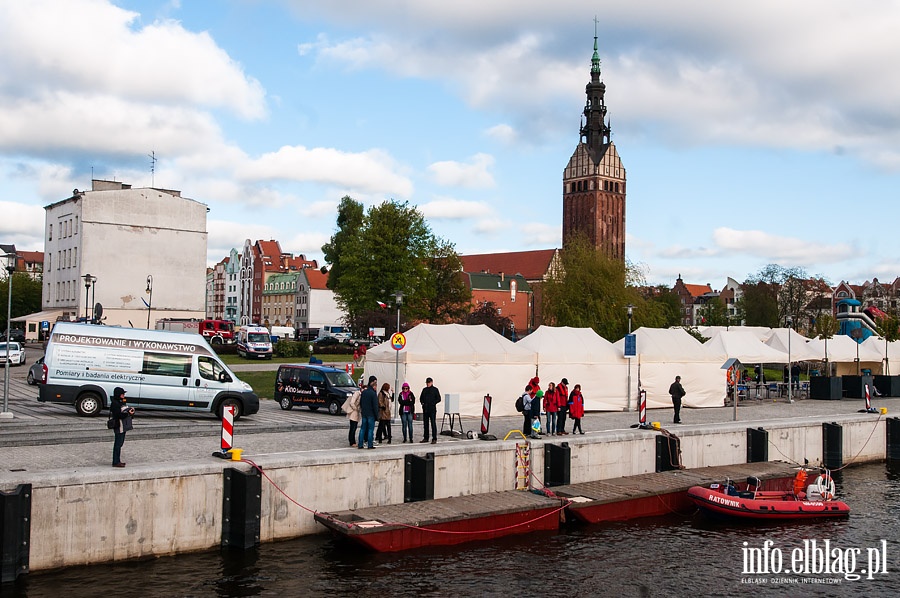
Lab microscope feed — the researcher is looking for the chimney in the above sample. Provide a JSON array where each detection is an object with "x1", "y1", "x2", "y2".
[{"x1": 500, "y1": 272, "x2": 505, "y2": 282}]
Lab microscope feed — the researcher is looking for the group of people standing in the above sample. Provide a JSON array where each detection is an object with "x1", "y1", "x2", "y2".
[
  {"x1": 344, "y1": 376, "x2": 442, "y2": 448},
  {"x1": 520, "y1": 376, "x2": 585, "y2": 439}
]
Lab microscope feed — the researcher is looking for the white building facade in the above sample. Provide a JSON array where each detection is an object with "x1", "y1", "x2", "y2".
[{"x1": 42, "y1": 180, "x2": 207, "y2": 327}]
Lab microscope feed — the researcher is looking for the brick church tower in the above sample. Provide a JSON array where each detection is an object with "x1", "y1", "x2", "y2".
[{"x1": 562, "y1": 31, "x2": 626, "y2": 260}]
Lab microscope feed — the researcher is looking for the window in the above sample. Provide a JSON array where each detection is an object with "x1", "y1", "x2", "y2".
[
  {"x1": 198, "y1": 356, "x2": 226, "y2": 381},
  {"x1": 142, "y1": 352, "x2": 192, "y2": 377},
  {"x1": 73, "y1": 247, "x2": 77, "y2": 267},
  {"x1": 75, "y1": 216, "x2": 78, "y2": 234},
  {"x1": 49, "y1": 224, "x2": 53, "y2": 240}
]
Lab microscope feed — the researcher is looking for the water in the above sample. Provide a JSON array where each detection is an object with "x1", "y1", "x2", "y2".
[{"x1": 8, "y1": 463, "x2": 900, "y2": 597}]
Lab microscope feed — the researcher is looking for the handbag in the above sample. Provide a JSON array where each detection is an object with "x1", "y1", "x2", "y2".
[
  {"x1": 106, "y1": 418, "x2": 115, "y2": 430},
  {"x1": 122, "y1": 416, "x2": 134, "y2": 432}
]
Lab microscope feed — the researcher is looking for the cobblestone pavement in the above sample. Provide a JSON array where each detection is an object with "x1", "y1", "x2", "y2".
[{"x1": 1, "y1": 345, "x2": 894, "y2": 476}]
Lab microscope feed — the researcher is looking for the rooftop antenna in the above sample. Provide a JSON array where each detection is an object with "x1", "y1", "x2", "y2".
[{"x1": 149, "y1": 150, "x2": 157, "y2": 188}]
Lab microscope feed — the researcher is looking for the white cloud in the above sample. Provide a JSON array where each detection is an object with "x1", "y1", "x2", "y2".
[
  {"x1": 0, "y1": 0, "x2": 266, "y2": 119},
  {"x1": 239, "y1": 145, "x2": 413, "y2": 197},
  {"x1": 0, "y1": 201, "x2": 45, "y2": 239},
  {"x1": 427, "y1": 154, "x2": 496, "y2": 188},
  {"x1": 419, "y1": 197, "x2": 493, "y2": 220},
  {"x1": 521, "y1": 222, "x2": 559, "y2": 246},
  {"x1": 484, "y1": 124, "x2": 518, "y2": 144},
  {"x1": 712, "y1": 228, "x2": 853, "y2": 264},
  {"x1": 472, "y1": 217, "x2": 510, "y2": 235}
]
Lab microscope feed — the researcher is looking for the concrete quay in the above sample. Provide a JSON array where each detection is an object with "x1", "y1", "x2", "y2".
[{"x1": 1, "y1": 349, "x2": 897, "y2": 576}]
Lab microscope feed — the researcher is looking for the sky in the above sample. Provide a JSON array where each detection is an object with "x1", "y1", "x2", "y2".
[{"x1": 2, "y1": 0, "x2": 900, "y2": 289}]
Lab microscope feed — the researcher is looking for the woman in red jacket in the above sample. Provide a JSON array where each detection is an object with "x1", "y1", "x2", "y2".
[
  {"x1": 556, "y1": 378, "x2": 569, "y2": 435},
  {"x1": 568, "y1": 384, "x2": 585, "y2": 435},
  {"x1": 544, "y1": 382, "x2": 558, "y2": 436}
]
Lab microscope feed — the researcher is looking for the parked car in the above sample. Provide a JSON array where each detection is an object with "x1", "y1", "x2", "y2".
[
  {"x1": 0, "y1": 342, "x2": 27, "y2": 366},
  {"x1": 27, "y1": 356, "x2": 45, "y2": 385},
  {"x1": 345, "y1": 337, "x2": 383, "y2": 348},
  {"x1": 274, "y1": 364, "x2": 357, "y2": 415},
  {"x1": 313, "y1": 336, "x2": 343, "y2": 348},
  {"x1": 0, "y1": 329, "x2": 26, "y2": 343}
]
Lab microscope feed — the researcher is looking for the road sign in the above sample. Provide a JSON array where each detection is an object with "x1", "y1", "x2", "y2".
[
  {"x1": 391, "y1": 332, "x2": 406, "y2": 351},
  {"x1": 624, "y1": 333, "x2": 636, "y2": 357}
]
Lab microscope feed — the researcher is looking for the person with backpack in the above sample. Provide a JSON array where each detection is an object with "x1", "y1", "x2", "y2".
[
  {"x1": 544, "y1": 382, "x2": 558, "y2": 436},
  {"x1": 556, "y1": 378, "x2": 569, "y2": 435},
  {"x1": 568, "y1": 384, "x2": 585, "y2": 434},
  {"x1": 519, "y1": 384, "x2": 533, "y2": 437}
]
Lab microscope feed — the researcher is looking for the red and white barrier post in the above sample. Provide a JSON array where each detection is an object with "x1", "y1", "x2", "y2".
[
  {"x1": 481, "y1": 394, "x2": 492, "y2": 434},
  {"x1": 221, "y1": 405, "x2": 234, "y2": 452}
]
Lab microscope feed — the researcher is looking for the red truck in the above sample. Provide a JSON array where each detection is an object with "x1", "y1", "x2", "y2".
[{"x1": 155, "y1": 318, "x2": 235, "y2": 344}]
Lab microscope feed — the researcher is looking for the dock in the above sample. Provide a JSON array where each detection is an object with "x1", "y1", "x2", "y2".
[{"x1": 314, "y1": 461, "x2": 799, "y2": 551}]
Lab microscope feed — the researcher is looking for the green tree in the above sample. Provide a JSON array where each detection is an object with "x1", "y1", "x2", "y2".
[
  {"x1": 321, "y1": 196, "x2": 365, "y2": 291},
  {"x1": 541, "y1": 235, "x2": 669, "y2": 340},
  {"x1": 645, "y1": 286, "x2": 682, "y2": 328},
  {"x1": 696, "y1": 296, "x2": 728, "y2": 326},
  {"x1": 0, "y1": 272, "x2": 43, "y2": 332},
  {"x1": 740, "y1": 280, "x2": 779, "y2": 327},
  {"x1": 813, "y1": 313, "x2": 839, "y2": 376},
  {"x1": 466, "y1": 301, "x2": 514, "y2": 338},
  {"x1": 324, "y1": 199, "x2": 468, "y2": 329}
]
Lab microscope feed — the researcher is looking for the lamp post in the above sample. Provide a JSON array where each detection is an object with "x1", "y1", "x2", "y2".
[
  {"x1": 786, "y1": 316, "x2": 793, "y2": 404},
  {"x1": 392, "y1": 291, "x2": 404, "y2": 420},
  {"x1": 3, "y1": 251, "x2": 16, "y2": 418},
  {"x1": 145, "y1": 275, "x2": 153, "y2": 329},
  {"x1": 82, "y1": 274, "x2": 96, "y2": 321},
  {"x1": 626, "y1": 304, "x2": 634, "y2": 411}
]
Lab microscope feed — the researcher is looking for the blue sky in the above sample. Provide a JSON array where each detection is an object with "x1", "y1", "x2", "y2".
[{"x1": 2, "y1": 0, "x2": 900, "y2": 289}]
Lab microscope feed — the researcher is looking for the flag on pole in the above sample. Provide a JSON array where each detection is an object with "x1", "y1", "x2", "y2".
[{"x1": 376, "y1": 301, "x2": 387, "y2": 308}]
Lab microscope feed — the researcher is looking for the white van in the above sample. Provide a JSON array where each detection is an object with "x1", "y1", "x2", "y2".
[
  {"x1": 38, "y1": 322, "x2": 259, "y2": 418},
  {"x1": 235, "y1": 325, "x2": 273, "y2": 359}
]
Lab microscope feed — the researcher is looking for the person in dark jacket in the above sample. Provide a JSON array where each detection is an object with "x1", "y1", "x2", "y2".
[
  {"x1": 669, "y1": 375, "x2": 686, "y2": 424},
  {"x1": 520, "y1": 385, "x2": 533, "y2": 436},
  {"x1": 397, "y1": 382, "x2": 416, "y2": 443},
  {"x1": 375, "y1": 382, "x2": 393, "y2": 444},
  {"x1": 419, "y1": 377, "x2": 441, "y2": 444},
  {"x1": 530, "y1": 390, "x2": 543, "y2": 438},
  {"x1": 358, "y1": 376, "x2": 379, "y2": 449},
  {"x1": 110, "y1": 387, "x2": 134, "y2": 467}
]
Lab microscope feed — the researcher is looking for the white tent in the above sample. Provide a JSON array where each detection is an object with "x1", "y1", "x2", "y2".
[
  {"x1": 805, "y1": 334, "x2": 885, "y2": 375},
  {"x1": 764, "y1": 328, "x2": 822, "y2": 362},
  {"x1": 516, "y1": 326, "x2": 629, "y2": 411},
  {"x1": 702, "y1": 329, "x2": 789, "y2": 364},
  {"x1": 700, "y1": 326, "x2": 773, "y2": 341},
  {"x1": 363, "y1": 323, "x2": 536, "y2": 418},
  {"x1": 613, "y1": 327, "x2": 724, "y2": 409}
]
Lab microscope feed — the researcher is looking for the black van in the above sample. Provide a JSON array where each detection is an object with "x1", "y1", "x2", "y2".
[{"x1": 275, "y1": 364, "x2": 357, "y2": 415}]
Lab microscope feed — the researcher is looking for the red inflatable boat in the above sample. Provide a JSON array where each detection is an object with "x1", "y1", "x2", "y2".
[{"x1": 687, "y1": 470, "x2": 850, "y2": 521}]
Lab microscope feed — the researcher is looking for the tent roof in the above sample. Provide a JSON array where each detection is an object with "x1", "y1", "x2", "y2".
[
  {"x1": 805, "y1": 334, "x2": 884, "y2": 362},
  {"x1": 613, "y1": 327, "x2": 711, "y2": 361},
  {"x1": 516, "y1": 326, "x2": 622, "y2": 363},
  {"x1": 701, "y1": 329, "x2": 789, "y2": 363},
  {"x1": 366, "y1": 323, "x2": 535, "y2": 364},
  {"x1": 764, "y1": 328, "x2": 822, "y2": 361},
  {"x1": 700, "y1": 326, "x2": 772, "y2": 341}
]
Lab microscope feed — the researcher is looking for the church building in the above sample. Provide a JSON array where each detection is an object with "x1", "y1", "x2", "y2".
[{"x1": 562, "y1": 31, "x2": 627, "y2": 260}]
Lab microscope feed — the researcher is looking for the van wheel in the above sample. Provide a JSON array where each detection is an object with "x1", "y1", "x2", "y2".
[
  {"x1": 217, "y1": 398, "x2": 242, "y2": 419},
  {"x1": 308, "y1": 405, "x2": 319, "y2": 412},
  {"x1": 75, "y1": 392, "x2": 103, "y2": 417},
  {"x1": 27, "y1": 371, "x2": 35, "y2": 385},
  {"x1": 279, "y1": 397, "x2": 293, "y2": 410},
  {"x1": 327, "y1": 400, "x2": 341, "y2": 416}
]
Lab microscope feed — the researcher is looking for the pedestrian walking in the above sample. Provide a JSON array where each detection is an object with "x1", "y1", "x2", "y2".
[
  {"x1": 669, "y1": 375, "x2": 686, "y2": 424},
  {"x1": 375, "y1": 382, "x2": 393, "y2": 444},
  {"x1": 520, "y1": 385, "x2": 533, "y2": 437},
  {"x1": 345, "y1": 380, "x2": 362, "y2": 447},
  {"x1": 544, "y1": 382, "x2": 558, "y2": 436},
  {"x1": 419, "y1": 377, "x2": 441, "y2": 444},
  {"x1": 556, "y1": 378, "x2": 569, "y2": 435},
  {"x1": 109, "y1": 387, "x2": 134, "y2": 467},
  {"x1": 358, "y1": 376, "x2": 378, "y2": 449},
  {"x1": 397, "y1": 382, "x2": 416, "y2": 442},
  {"x1": 568, "y1": 384, "x2": 585, "y2": 434}
]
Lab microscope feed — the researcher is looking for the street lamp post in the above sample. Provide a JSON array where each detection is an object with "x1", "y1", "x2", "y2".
[
  {"x1": 146, "y1": 275, "x2": 153, "y2": 329},
  {"x1": 786, "y1": 316, "x2": 793, "y2": 404},
  {"x1": 626, "y1": 304, "x2": 634, "y2": 412},
  {"x1": 2, "y1": 251, "x2": 16, "y2": 418},
  {"x1": 392, "y1": 291, "x2": 404, "y2": 420},
  {"x1": 82, "y1": 274, "x2": 96, "y2": 321}
]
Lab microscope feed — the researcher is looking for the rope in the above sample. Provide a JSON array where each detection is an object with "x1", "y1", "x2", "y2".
[
  {"x1": 240, "y1": 458, "x2": 569, "y2": 536},
  {"x1": 766, "y1": 413, "x2": 884, "y2": 472}
]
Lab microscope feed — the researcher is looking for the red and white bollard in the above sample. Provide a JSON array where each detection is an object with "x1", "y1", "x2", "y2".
[
  {"x1": 861, "y1": 384, "x2": 878, "y2": 413},
  {"x1": 345, "y1": 362, "x2": 354, "y2": 376},
  {"x1": 481, "y1": 394, "x2": 492, "y2": 434},
  {"x1": 221, "y1": 404, "x2": 234, "y2": 452},
  {"x1": 632, "y1": 389, "x2": 652, "y2": 429}
]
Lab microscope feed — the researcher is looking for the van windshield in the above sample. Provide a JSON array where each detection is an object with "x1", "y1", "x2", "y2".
[
  {"x1": 325, "y1": 371, "x2": 355, "y2": 387},
  {"x1": 247, "y1": 333, "x2": 269, "y2": 343}
]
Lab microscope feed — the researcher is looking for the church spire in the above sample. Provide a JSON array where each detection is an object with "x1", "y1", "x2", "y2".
[{"x1": 580, "y1": 19, "x2": 610, "y2": 160}]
